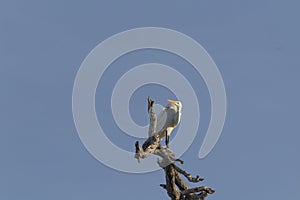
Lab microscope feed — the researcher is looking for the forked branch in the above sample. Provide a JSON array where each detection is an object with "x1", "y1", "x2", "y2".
[{"x1": 134, "y1": 97, "x2": 215, "y2": 200}]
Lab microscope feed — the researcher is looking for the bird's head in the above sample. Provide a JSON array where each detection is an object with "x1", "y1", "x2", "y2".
[{"x1": 167, "y1": 99, "x2": 182, "y2": 112}]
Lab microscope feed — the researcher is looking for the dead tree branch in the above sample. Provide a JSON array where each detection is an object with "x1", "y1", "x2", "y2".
[{"x1": 134, "y1": 97, "x2": 215, "y2": 200}]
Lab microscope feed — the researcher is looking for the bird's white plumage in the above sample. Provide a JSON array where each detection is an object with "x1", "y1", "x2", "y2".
[
  {"x1": 154, "y1": 100, "x2": 182, "y2": 146},
  {"x1": 155, "y1": 107, "x2": 167, "y2": 134}
]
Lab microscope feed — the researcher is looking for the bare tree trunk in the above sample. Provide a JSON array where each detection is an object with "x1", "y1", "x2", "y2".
[{"x1": 135, "y1": 97, "x2": 215, "y2": 200}]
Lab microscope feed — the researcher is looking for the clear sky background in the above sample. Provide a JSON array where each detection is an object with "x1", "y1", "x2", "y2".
[{"x1": 1, "y1": 0, "x2": 299, "y2": 199}]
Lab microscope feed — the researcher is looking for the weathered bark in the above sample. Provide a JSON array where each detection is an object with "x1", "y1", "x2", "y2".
[{"x1": 134, "y1": 97, "x2": 215, "y2": 200}]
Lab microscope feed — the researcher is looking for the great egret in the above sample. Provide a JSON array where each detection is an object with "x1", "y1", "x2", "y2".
[{"x1": 156, "y1": 99, "x2": 182, "y2": 147}]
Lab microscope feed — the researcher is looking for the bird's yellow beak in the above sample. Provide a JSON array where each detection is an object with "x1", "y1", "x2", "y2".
[{"x1": 167, "y1": 99, "x2": 177, "y2": 104}]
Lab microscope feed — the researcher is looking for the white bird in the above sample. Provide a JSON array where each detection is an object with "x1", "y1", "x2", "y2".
[{"x1": 156, "y1": 99, "x2": 182, "y2": 147}]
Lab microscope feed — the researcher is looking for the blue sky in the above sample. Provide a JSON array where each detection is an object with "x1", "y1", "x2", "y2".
[{"x1": 1, "y1": 0, "x2": 299, "y2": 199}]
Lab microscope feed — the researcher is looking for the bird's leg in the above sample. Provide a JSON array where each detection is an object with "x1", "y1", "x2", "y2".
[
  {"x1": 165, "y1": 131, "x2": 167, "y2": 147},
  {"x1": 165, "y1": 131, "x2": 169, "y2": 148}
]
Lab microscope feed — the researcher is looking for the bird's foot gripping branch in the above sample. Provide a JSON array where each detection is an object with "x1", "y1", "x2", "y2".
[{"x1": 134, "y1": 97, "x2": 215, "y2": 200}]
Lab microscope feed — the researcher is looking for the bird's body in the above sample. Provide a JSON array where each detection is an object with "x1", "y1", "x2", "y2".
[{"x1": 156, "y1": 100, "x2": 182, "y2": 147}]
